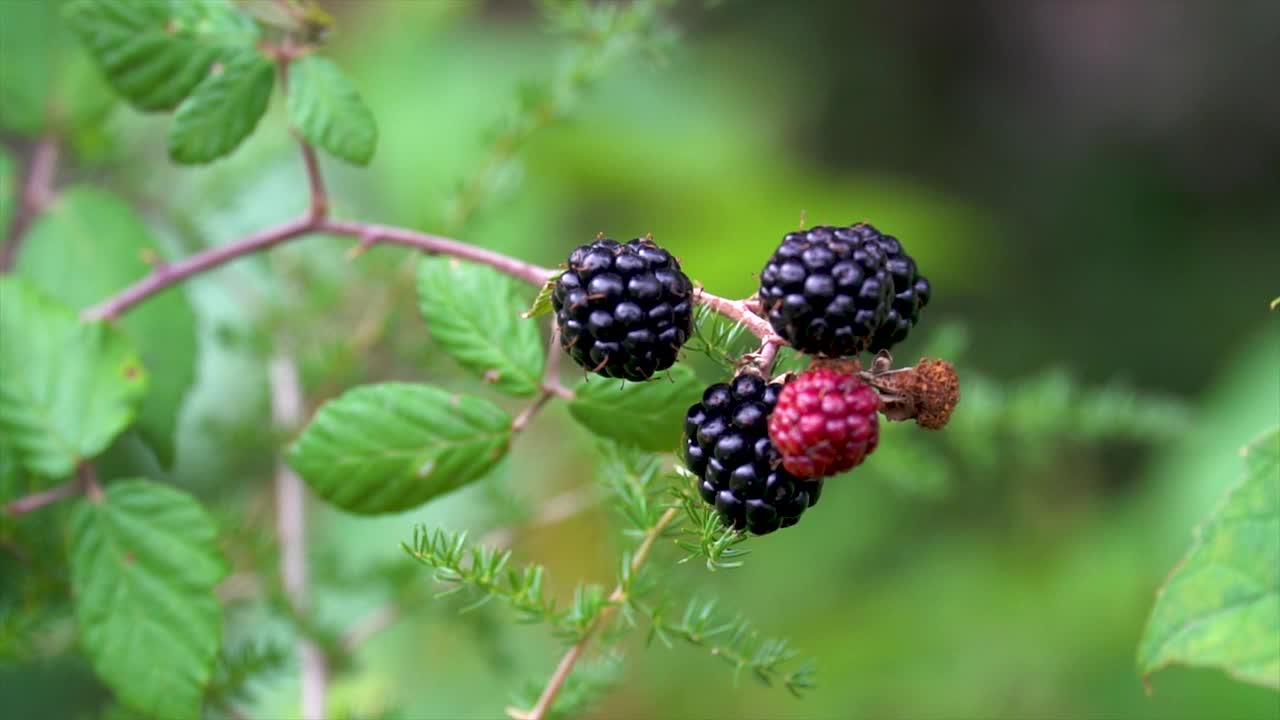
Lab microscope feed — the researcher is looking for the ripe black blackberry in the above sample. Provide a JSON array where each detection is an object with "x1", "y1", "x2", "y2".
[
  {"x1": 552, "y1": 236, "x2": 694, "y2": 381},
  {"x1": 758, "y1": 225, "x2": 891, "y2": 357},
  {"x1": 848, "y1": 223, "x2": 931, "y2": 352},
  {"x1": 683, "y1": 374, "x2": 823, "y2": 535}
]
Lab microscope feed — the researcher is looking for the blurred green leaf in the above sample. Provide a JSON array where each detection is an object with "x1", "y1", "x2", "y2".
[
  {"x1": 168, "y1": 48, "x2": 274, "y2": 164},
  {"x1": 286, "y1": 55, "x2": 378, "y2": 165},
  {"x1": 63, "y1": 0, "x2": 258, "y2": 112},
  {"x1": 1138, "y1": 427, "x2": 1280, "y2": 689},
  {"x1": 568, "y1": 364, "x2": 702, "y2": 452},
  {"x1": 0, "y1": 277, "x2": 146, "y2": 478},
  {"x1": 19, "y1": 187, "x2": 197, "y2": 466},
  {"x1": 0, "y1": 146, "x2": 13, "y2": 234},
  {"x1": 288, "y1": 383, "x2": 511, "y2": 514},
  {"x1": 69, "y1": 479, "x2": 227, "y2": 720},
  {"x1": 417, "y1": 257, "x2": 545, "y2": 397}
]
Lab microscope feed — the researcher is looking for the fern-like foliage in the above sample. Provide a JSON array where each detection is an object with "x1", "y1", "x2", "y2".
[
  {"x1": 642, "y1": 597, "x2": 817, "y2": 697},
  {"x1": 403, "y1": 527, "x2": 561, "y2": 624},
  {"x1": 207, "y1": 641, "x2": 289, "y2": 708},
  {"x1": 595, "y1": 441, "x2": 667, "y2": 534},
  {"x1": 683, "y1": 304, "x2": 756, "y2": 371},
  {"x1": 670, "y1": 467, "x2": 750, "y2": 571}
]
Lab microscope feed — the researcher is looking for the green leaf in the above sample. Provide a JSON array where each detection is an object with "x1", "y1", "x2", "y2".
[
  {"x1": 0, "y1": 277, "x2": 147, "y2": 478},
  {"x1": 568, "y1": 364, "x2": 703, "y2": 452},
  {"x1": 69, "y1": 480, "x2": 227, "y2": 720},
  {"x1": 0, "y1": 146, "x2": 13, "y2": 235},
  {"x1": 286, "y1": 55, "x2": 378, "y2": 165},
  {"x1": 1138, "y1": 427, "x2": 1280, "y2": 689},
  {"x1": 64, "y1": 0, "x2": 258, "y2": 112},
  {"x1": 417, "y1": 257, "x2": 545, "y2": 396},
  {"x1": 523, "y1": 272, "x2": 560, "y2": 320},
  {"x1": 287, "y1": 383, "x2": 512, "y2": 514},
  {"x1": 18, "y1": 188, "x2": 197, "y2": 466},
  {"x1": 168, "y1": 48, "x2": 274, "y2": 164}
]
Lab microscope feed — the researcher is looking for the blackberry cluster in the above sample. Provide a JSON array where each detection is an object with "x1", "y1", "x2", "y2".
[
  {"x1": 758, "y1": 225, "x2": 892, "y2": 357},
  {"x1": 684, "y1": 374, "x2": 823, "y2": 535},
  {"x1": 853, "y1": 224, "x2": 931, "y2": 352},
  {"x1": 552, "y1": 236, "x2": 694, "y2": 381}
]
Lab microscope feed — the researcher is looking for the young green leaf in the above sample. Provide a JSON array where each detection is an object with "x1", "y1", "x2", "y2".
[
  {"x1": 0, "y1": 277, "x2": 147, "y2": 478},
  {"x1": 288, "y1": 383, "x2": 512, "y2": 514},
  {"x1": 417, "y1": 257, "x2": 545, "y2": 397},
  {"x1": 18, "y1": 188, "x2": 197, "y2": 467},
  {"x1": 568, "y1": 364, "x2": 703, "y2": 452},
  {"x1": 286, "y1": 55, "x2": 378, "y2": 165},
  {"x1": 522, "y1": 272, "x2": 560, "y2": 320},
  {"x1": 168, "y1": 49, "x2": 274, "y2": 164},
  {"x1": 1138, "y1": 427, "x2": 1280, "y2": 690},
  {"x1": 69, "y1": 480, "x2": 227, "y2": 720},
  {"x1": 63, "y1": 0, "x2": 259, "y2": 112}
]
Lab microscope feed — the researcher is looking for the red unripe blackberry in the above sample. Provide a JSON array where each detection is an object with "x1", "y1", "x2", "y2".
[
  {"x1": 683, "y1": 374, "x2": 823, "y2": 535},
  {"x1": 768, "y1": 366, "x2": 880, "y2": 478},
  {"x1": 552, "y1": 236, "x2": 694, "y2": 381},
  {"x1": 758, "y1": 225, "x2": 892, "y2": 357}
]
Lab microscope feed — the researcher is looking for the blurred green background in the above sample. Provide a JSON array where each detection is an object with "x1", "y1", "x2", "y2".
[{"x1": 2, "y1": 1, "x2": 1278, "y2": 718}]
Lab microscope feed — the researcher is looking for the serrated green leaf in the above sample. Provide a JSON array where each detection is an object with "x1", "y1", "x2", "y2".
[
  {"x1": 568, "y1": 364, "x2": 703, "y2": 452},
  {"x1": 286, "y1": 55, "x2": 378, "y2": 165},
  {"x1": 0, "y1": 277, "x2": 147, "y2": 478},
  {"x1": 18, "y1": 188, "x2": 197, "y2": 467},
  {"x1": 288, "y1": 383, "x2": 511, "y2": 514},
  {"x1": 168, "y1": 48, "x2": 274, "y2": 164},
  {"x1": 417, "y1": 257, "x2": 545, "y2": 396},
  {"x1": 1138, "y1": 427, "x2": 1280, "y2": 689},
  {"x1": 523, "y1": 272, "x2": 560, "y2": 320},
  {"x1": 64, "y1": 0, "x2": 258, "y2": 112},
  {"x1": 69, "y1": 480, "x2": 227, "y2": 720}
]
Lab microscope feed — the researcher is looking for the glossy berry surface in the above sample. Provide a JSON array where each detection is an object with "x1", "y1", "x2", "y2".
[
  {"x1": 552, "y1": 236, "x2": 694, "y2": 381},
  {"x1": 683, "y1": 374, "x2": 823, "y2": 535},
  {"x1": 768, "y1": 366, "x2": 880, "y2": 478},
  {"x1": 758, "y1": 225, "x2": 892, "y2": 357},
  {"x1": 848, "y1": 223, "x2": 931, "y2": 352}
]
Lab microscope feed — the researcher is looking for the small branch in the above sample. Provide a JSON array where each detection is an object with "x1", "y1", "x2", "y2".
[
  {"x1": 695, "y1": 288, "x2": 777, "y2": 342},
  {"x1": 77, "y1": 462, "x2": 104, "y2": 502},
  {"x1": 4, "y1": 476, "x2": 82, "y2": 515},
  {"x1": 512, "y1": 392, "x2": 556, "y2": 434},
  {"x1": 544, "y1": 381, "x2": 575, "y2": 401},
  {"x1": 299, "y1": 142, "x2": 328, "y2": 222},
  {"x1": 512, "y1": 321, "x2": 567, "y2": 434},
  {"x1": 1, "y1": 135, "x2": 60, "y2": 271},
  {"x1": 270, "y1": 356, "x2": 328, "y2": 720},
  {"x1": 82, "y1": 217, "x2": 316, "y2": 321},
  {"x1": 320, "y1": 218, "x2": 554, "y2": 286},
  {"x1": 81, "y1": 215, "x2": 783, "y2": 369},
  {"x1": 508, "y1": 506, "x2": 679, "y2": 720}
]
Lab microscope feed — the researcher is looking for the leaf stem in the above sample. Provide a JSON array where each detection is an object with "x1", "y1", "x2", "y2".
[
  {"x1": 512, "y1": 321, "x2": 568, "y2": 434},
  {"x1": 507, "y1": 506, "x2": 679, "y2": 720},
  {"x1": 1, "y1": 135, "x2": 60, "y2": 272},
  {"x1": 4, "y1": 475, "x2": 82, "y2": 515},
  {"x1": 77, "y1": 462, "x2": 103, "y2": 503}
]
